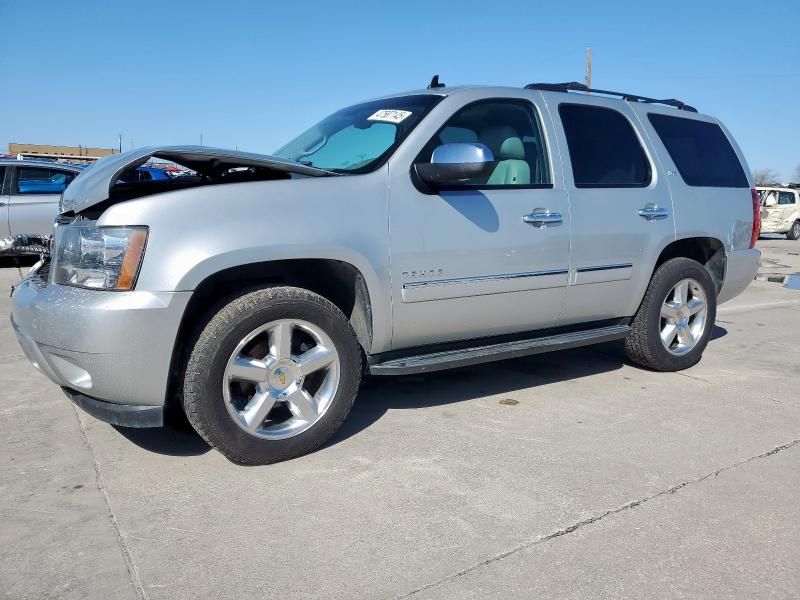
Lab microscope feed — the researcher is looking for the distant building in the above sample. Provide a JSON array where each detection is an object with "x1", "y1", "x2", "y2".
[{"x1": 8, "y1": 142, "x2": 119, "y2": 164}]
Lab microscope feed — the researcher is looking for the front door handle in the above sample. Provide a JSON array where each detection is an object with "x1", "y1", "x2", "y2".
[
  {"x1": 638, "y1": 205, "x2": 669, "y2": 220},
  {"x1": 523, "y1": 210, "x2": 563, "y2": 228}
]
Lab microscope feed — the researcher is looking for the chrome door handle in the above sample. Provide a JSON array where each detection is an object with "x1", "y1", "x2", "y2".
[
  {"x1": 638, "y1": 206, "x2": 669, "y2": 220},
  {"x1": 523, "y1": 211, "x2": 563, "y2": 228},
  {"x1": 0, "y1": 202, "x2": 5, "y2": 207}
]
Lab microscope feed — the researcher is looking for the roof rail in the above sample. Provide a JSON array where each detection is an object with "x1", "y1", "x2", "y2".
[{"x1": 525, "y1": 81, "x2": 698, "y2": 113}]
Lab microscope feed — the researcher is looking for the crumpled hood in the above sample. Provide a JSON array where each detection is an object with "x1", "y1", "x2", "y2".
[{"x1": 60, "y1": 145, "x2": 335, "y2": 214}]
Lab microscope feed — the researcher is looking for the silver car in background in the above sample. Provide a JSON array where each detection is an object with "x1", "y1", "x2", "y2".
[{"x1": 0, "y1": 159, "x2": 82, "y2": 255}]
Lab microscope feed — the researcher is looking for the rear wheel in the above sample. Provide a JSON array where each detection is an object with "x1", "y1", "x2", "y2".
[
  {"x1": 625, "y1": 258, "x2": 717, "y2": 371},
  {"x1": 182, "y1": 286, "x2": 361, "y2": 464},
  {"x1": 787, "y1": 220, "x2": 800, "y2": 240}
]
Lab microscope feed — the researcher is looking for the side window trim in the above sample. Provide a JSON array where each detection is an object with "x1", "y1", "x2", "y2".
[
  {"x1": 413, "y1": 97, "x2": 555, "y2": 191},
  {"x1": 558, "y1": 102, "x2": 653, "y2": 189}
]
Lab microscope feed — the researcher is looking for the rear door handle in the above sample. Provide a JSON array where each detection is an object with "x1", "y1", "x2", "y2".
[
  {"x1": 523, "y1": 210, "x2": 563, "y2": 228},
  {"x1": 638, "y1": 205, "x2": 669, "y2": 220}
]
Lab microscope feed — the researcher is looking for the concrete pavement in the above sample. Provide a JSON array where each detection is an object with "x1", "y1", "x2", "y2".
[{"x1": 1, "y1": 239, "x2": 799, "y2": 599}]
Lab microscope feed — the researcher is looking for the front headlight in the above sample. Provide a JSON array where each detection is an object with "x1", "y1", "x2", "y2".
[{"x1": 52, "y1": 224, "x2": 148, "y2": 290}]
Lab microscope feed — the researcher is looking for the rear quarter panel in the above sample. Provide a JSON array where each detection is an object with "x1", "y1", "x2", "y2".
[{"x1": 630, "y1": 104, "x2": 754, "y2": 253}]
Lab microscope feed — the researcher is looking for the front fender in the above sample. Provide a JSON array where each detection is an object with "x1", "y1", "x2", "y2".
[{"x1": 96, "y1": 172, "x2": 393, "y2": 352}]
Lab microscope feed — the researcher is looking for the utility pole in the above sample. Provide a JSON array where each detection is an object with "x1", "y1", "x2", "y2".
[
  {"x1": 118, "y1": 133, "x2": 122, "y2": 153},
  {"x1": 200, "y1": 133, "x2": 204, "y2": 147},
  {"x1": 585, "y1": 47, "x2": 592, "y2": 93}
]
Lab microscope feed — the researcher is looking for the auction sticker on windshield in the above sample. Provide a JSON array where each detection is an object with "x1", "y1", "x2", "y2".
[{"x1": 368, "y1": 109, "x2": 412, "y2": 123}]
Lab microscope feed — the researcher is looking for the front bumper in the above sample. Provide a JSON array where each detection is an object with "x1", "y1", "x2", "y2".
[
  {"x1": 11, "y1": 276, "x2": 191, "y2": 411},
  {"x1": 718, "y1": 247, "x2": 760, "y2": 304}
]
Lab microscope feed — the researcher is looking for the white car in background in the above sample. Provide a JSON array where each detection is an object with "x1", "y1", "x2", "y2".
[{"x1": 758, "y1": 187, "x2": 800, "y2": 240}]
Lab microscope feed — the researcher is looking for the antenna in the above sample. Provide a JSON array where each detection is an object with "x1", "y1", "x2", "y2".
[{"x1": 427, "y1": 75, "x2": 446, "y2": 89}]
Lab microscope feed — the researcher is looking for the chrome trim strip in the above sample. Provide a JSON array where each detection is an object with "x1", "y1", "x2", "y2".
[
  {"x1": 402, "y1": 268, "x2": 570, "y2": 289},
  {"x1": 575, "y1": 263, "x2": 634, "y2": 273}
]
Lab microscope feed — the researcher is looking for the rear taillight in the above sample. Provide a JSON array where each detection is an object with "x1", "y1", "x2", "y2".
[{"x1": 750, "y1": 188, "x2": 761, "y2": 249}]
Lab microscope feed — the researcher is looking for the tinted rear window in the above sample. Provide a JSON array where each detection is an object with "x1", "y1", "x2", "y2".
[
  {"x1": 559, "y1": 104, "x2": 651, "y2": 188},
  {"x1": 648, "y1": 114, "x2": 748, "y2": 188}
]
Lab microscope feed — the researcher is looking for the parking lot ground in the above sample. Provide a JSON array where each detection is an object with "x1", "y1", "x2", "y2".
[{"x1": 1, "y1": 239, "x2": 799, "y2": 600}]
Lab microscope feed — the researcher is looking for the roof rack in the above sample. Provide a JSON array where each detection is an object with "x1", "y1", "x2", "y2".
[{"x1": 525, "y1": 81, "x2": 698, "y2": 113}]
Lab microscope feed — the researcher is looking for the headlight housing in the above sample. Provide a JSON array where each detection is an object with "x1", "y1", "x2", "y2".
[{"x1": 52, "y1": 224, "x2": 148, "y2": 290}]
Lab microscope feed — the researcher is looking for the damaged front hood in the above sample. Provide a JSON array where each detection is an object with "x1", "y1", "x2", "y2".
[{"x1": 60, "y1": 145, "x2": 336, "y2": 214}]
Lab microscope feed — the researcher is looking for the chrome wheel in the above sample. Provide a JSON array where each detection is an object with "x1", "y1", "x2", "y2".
[
  {"x1": 223, "y1": 319, "x2": 340, "y2": 440},
  {"x1": 792, "y1": 222, "x2": 800, "y2": 239},
  {"x1": 659, "y1": 278, "x2": 708, "y2": 356}
]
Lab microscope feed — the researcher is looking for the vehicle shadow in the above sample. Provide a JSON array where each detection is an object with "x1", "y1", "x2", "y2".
[
  {"x1": 326, "y1": 341, "x2": 627, "y2": 448},
  {"x1": 709, "y1": 324, "x2": 728, "y2": 341},
  {"x1": 109, "y1": 326, "x2": 728, "y2": 458},
  {"x1": 112, "y1": 423, "x2": 211, "y2": 457},
  {"x1": 328, "y1": 325, "x2": 729, "y2": 448},
  {"x1": 0, "y1": 255, "x2": 39, "y2": 269}
]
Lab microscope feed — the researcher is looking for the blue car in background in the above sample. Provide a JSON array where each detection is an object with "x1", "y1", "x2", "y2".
[
  {"x1": 117, "y1": 166, "x2": 172, "y2": 183},
  {"x1": 16, "y1": 170, "x2": 75, "y2": 194}
]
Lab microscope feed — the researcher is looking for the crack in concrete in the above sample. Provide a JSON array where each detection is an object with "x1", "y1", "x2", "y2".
[
  {"x1": 673, "y1": 371, "x2": 800, "y2": 410},
  {"x1": 72, "y1": 407, "x2": 149, "y2": 600},
  {"x1": 396, "y1": 438, "x2": 800, "y2": 599}
]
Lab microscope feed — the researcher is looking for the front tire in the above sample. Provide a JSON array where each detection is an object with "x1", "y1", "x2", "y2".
[
  {"x1": 625, "y1": 258, "x2": 717, "y2": 371},
  {"x1": 787, "y1": 220, "x2": 800, "y2": 240},
  {"x1": 182, "y1": 286, "x2": 361, "y2": 465}
]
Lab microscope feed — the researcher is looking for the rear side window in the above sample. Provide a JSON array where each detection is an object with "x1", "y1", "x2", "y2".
[
  {"x1": 648, "y1": 114, "x2": 748, "y2": 188},
  {"x1": 559, "y1": 104, "x2": 651, "y2": 188},
  {"x1": 778, "y1": 191, "x2": 796, "y2": 205},
  {"x1": 15, "y1": 167, "x2": 76, "y2": 195}
]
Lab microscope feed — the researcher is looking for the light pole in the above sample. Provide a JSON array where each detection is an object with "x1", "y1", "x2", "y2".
[{"x1": 585, "y1": 47, "x2": 592, "y2": 93}]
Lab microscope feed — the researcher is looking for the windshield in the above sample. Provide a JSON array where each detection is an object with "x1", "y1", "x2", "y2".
[{"x1": 273, "y1": 94, "x2": 443, "y2": 174}]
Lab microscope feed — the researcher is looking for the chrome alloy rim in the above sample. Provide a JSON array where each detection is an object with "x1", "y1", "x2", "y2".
[
  {"x1": 793, "y1": 222, "x2": 800, "y2": 239},
  {"x1": 223, "y1": 319, "x2": 340, "y2": 440},
  {"x1": 659, "y1": 278, "x2": 708, "y2": 356}
]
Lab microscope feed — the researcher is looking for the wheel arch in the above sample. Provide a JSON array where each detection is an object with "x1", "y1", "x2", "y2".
[
  {"x1": 653, "y1": 236, "x2": 726, "y2": 295},
  {"x1": 164, "y1": 257, "x2": 378, "y2": 417}
]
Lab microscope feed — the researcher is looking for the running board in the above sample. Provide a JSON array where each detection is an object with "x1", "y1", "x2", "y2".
[{"x1": 369, "y1": 324, "x2": 631, "y2": 376}]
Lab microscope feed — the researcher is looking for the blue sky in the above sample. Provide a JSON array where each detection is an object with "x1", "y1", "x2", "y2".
[{"x1": 1, "y1": 0, "x2": 798, "y2": 179}]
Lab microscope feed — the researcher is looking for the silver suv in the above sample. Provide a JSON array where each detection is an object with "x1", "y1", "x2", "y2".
[{"x1": 10, "y1": 81, "x2": 761, "y2": 464}]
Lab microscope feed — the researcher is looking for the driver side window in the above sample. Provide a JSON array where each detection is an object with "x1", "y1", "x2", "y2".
[{"x1": 416, "y1": 100, "x2": 552, "y2": 187}]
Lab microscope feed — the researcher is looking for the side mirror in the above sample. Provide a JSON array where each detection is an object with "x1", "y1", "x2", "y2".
[{"x1": 415, "y1": 143, "x2": 495, "y2": 185}]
